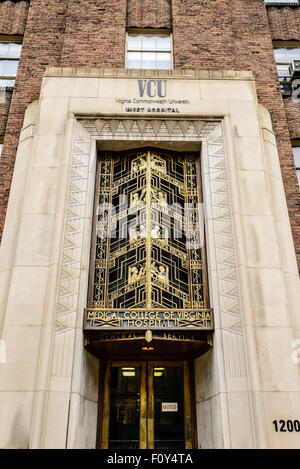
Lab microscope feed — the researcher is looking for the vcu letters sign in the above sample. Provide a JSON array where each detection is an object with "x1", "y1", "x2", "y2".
[{"x1": 138, "y1": 79, "x2": 167, "y2": 98}]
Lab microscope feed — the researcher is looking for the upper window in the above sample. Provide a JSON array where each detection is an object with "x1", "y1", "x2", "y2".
[
  {"x1": 127, "y1": 33, "x2": 172, "y2": 70},
  {"x1": 265, "y1": 1, "x2": 299, "y2": 5},
  {"x1": 0, "y1": 140, "x2": 2, "y2": 158},
  {"x1": 273, "y1": 45, "x2": 300, "y2": 94},
  {"x1": 293, "y1": 147, "x2": 300, "y2": 188},
  {"x1": 0, "y1": 41, "x2": 22, "y2": 88}
]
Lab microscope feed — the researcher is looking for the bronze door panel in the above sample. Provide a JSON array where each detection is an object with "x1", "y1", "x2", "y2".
[{"x1": 100, "y1": 361, "x2": 194, "y2": 449}]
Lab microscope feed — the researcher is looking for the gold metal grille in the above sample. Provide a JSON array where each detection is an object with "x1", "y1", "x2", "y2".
[{"x1": 85, "y1": 148, "x2": 213, "y2": 330}]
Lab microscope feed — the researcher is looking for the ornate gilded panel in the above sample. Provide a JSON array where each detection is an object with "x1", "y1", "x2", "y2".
[{"x1": 85, "y1": 148, "x2": 213, "y2": 330}]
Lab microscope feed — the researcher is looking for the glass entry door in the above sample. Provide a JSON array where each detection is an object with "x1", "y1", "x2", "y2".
[{"x1": 100, "y1": 361, "x2": 194, "y2": 449}]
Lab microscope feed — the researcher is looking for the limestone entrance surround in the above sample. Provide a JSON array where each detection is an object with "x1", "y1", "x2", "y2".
[{"x1": 0, "y1": 68, "x2": 299, "y2": 449}]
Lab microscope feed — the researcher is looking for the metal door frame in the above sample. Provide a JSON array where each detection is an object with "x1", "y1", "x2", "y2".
[{"x1": 99, "y1": 360, "x2": 194, "y2": 449}]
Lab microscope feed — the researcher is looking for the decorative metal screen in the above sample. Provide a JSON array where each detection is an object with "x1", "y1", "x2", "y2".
[{"x1": 84, "y1": 148, "x2": 213, "y2": 330}]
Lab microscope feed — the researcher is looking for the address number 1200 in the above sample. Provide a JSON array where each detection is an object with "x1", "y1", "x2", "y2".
[{"x1": 273, "y1": 420, "x2": 300, "y2": 432}]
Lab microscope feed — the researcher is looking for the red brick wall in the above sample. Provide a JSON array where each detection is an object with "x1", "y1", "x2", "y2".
[
  {"x1": 127, "y1": 0, "x2": 172, "y2": 29},
  {"x1": 266, "y1": 4, "x2": 300, "y2": 268},
  {"x1": 0, "y1": 0, "x2": 29, "y2": 36},
  {"x1": 285, "y1": 98, "x2": 300, "y2": 140},
  {"x1": 267, "y1": 5, "x2": 300, "y2": 40},
  {"x1": 0, "y1": 0, "x2": 127, "y2": 235},
  {"x1": 234, "y1": 1, "x2": 300, "y2": 268},
  {"x1": 172, "y1": 0, "x2": 236, "y2": 69},
  {"x1": 0, "y1": 0, "x2": 29, "y2": 141},
  {"x1": 232, "y1": 1, "x2": 300, "y2": 269},
  {"x1": 61, "y1": 0, "x2": 127, "y2": 67},
  {"x1": 267, "y1": 4, "x2": 300, "y2": 144},
  {"x1": 0, "y1": 0, "x2": 69, "y2": 233},
  {"x1": 0, "y1": 0, "x2": 299, "y2": 268}
]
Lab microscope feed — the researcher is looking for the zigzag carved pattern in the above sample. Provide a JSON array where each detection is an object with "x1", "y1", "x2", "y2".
[
  {"x1": 52, "y1": 122, "x2": 91, "y2": 377},
  {"x1": 207, "y1": 125, "x2": 246, "y2": 377},
  {"x1": 80, "y1": 118, "x2": 217, "y2": 141},
  {"x1": 52, "y1": 119, "x2": 246, "y2": 379}
]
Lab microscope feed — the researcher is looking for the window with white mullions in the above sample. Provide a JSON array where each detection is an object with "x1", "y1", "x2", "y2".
[
  {"x1": 265, "y1": 1, "x2": 299, "y2": 5},
  {"x1": 273, "y1": 45, "x2": 300, "y2": 94},
  {"x1": 293, "y1": 147, "x2": 300, "y2": 188},
  {"x1": 0, "y1": 42, "x2": 22, "y2": 88},
  {"x1": 274, "y1": 47, "x2": 300, "y2": 65},
  {"x1": 127, "y1": 34, "x2": 172, "y2": 70}
]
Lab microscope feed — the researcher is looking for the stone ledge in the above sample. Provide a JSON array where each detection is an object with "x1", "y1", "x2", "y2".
[{"x1": 43, "y1": 67, "x2": 254, "y2": 81}]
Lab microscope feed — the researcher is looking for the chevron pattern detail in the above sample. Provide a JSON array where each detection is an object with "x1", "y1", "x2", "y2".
[
  {"x1": 53, "y1": 118, "x2": 246, "y2": 379},
  {"x1": 52, "y1": 122, "x2": 91, "y2": 377},
  {"x1": 207, "y1": 125, "x2": 247, "y2": 377},
  {"x1": 80, "y1": 118, "x2": 212, "y2": 141}
]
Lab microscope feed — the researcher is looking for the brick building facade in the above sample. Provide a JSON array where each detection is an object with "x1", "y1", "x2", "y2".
[
  {"x1": 0, "y1": 0, "x2": 299, "y2": 449},
  {"x1": 0, "y1": 0, "x2": 299, "y2": 267}
]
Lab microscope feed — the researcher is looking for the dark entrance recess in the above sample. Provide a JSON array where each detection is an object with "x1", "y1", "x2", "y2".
[{"x1": 98, "y1": 361, "x2": 195, "y2": 449}]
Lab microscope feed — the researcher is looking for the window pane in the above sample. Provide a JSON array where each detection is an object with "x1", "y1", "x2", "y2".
[
  {"x1": 277, "y1": 64, "x2": 290, "y2": 71},
  {"x1": 127, "y1": 52, "x2": 142, "y2": 69},
  {"x1": 293, "y1": 148, "x2": 300, "y2": 167},
  {"x1": 3, "y1": 60, "x2": 19, "y2": 77},
  {"x1": 0, "y1": 60, "x2": 5, "y2": 75},
  {"x1": 274, "y1": 48, "x2": 288, "y2": 63},
  {"x1": 0, "y1": 143, "x2": 2, "y2": 157},
  {"x1": 157, "y1": 52, "x2": 171, "y2": 70},
  {"x1": 265, "y1": 0, "x2": 299, "y2": 4},
  {"x1": 0, "y1": 78, "x2": 15, "y2": 87},
  {"x1": 276, "y1": 64, "x2": 290, "y2": 75},
  {"x1": 141, "y1": 52, "x2": 156, "y2": 69},
  {"x1": 286, "y1": 47, "x2": 300, "y2": 61},
  {"x1": 7, "y1": 43, "x2": 22, "y2": 59},
  {"x1": 141, "y1": 35, "x2": 156, "y2": 51},
  {"x1": 127, "y1": 34, "x2": 172, "y2": 70},
  {"x1": 0, "y1": 43, "x2": 9, "y2": 59},
  {"x1": 127, "y1": 35, "x2": 142, "y2": 51},
  {"x1": 297, "y1": 170, "x2": 300, "y2": 188},
  {"x1": 157, "y1": 35, "x2": 171, "y2": 51}
]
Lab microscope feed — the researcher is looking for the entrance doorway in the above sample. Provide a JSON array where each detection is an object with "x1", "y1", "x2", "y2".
[{"x1": 99, "y1": 361, "x2": 195, "y2": 449}]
